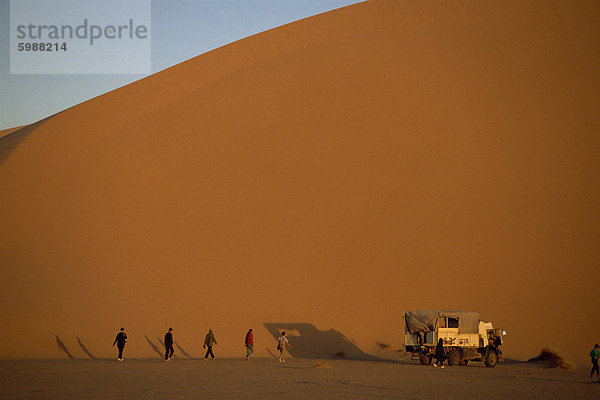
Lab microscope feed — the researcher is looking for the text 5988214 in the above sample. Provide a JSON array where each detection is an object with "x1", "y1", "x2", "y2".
[{"x1": 17, "y1": 42, "x2": 67, "y2": 52}]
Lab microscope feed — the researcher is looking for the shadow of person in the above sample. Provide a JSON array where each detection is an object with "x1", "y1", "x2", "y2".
[
  {"x1": 263, "y1": 323, "x2": 381, "y2": 361},
  {"x1": 175, "y1": 341, "x2": 194, "y2": 359},
  {"x1": 55, "y1": 335, "x2": 76, "y2": 359},
  {"x1": 76, "y1": 337, "x2": 97, "y2": 359},
  {"x1": 266, "y1": 348, "x2": 279, "y2": 359},
  {"x1": 144, "y1": 335, "x2": 164, "y2": 359}
]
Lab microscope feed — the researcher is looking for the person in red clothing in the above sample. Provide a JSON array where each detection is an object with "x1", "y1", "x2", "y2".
[{"x1": 245, "y1": 329, "x2": 254, "y2": 361}]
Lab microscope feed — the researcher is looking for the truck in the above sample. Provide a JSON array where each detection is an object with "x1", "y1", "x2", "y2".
[{"x1": 404, "y1": 310, "x2": 506, "y2": 368}]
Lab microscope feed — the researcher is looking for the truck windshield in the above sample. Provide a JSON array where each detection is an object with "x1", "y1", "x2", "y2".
[{"x1": 447, "y1": 317, "x2": 459, "y2": 328}]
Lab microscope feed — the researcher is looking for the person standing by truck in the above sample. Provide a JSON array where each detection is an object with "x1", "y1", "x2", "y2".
[
  {"x1": 433, "y1": 338, "x2": 446, "y2": 368},
  {"x1": 590, "y1": 344, "x2": 600, "y2": 379}
]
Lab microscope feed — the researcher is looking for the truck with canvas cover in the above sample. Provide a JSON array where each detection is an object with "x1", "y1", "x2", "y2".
[{"x1": 404, "y1": 310, "x2": 506, "y2": 367}]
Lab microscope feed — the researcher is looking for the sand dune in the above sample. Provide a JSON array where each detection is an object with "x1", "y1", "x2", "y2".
[
  {"x1": 1, "y1": 0, "x2": 599, "y2": 365},
  {"x1": 0, "y1": 125, "x2": 29, "y2": 139}
]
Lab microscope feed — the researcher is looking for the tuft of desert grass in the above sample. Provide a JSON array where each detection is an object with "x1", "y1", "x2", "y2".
[
  {"x1": 377, "y1": 342, "x2": 393, "y2": 351},
  {"x1": 527, "y1": 348, "x2": 572, "y2": 370},
  {"x1": 313, "y1": 361, "x2": 332, "y2": 368}
]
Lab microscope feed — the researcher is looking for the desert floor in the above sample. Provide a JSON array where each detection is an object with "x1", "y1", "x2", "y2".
[{"x1": 1, "y1": 358, "x2": 598, "y2": 399}]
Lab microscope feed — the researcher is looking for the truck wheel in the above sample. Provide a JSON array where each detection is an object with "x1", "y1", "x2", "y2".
[
  {"x1": 448, "y1": 349, "x2": 461, "y2": 366},
  {"x1": 485, "y1": 351, "x2": 498, "y2": 368},
  {"x1": 419, "y1": 355, "x2": 430, "y2": 365}
]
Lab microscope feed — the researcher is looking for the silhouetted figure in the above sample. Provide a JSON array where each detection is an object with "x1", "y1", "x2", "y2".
[
  {"x1": 112, "y1": 328, "x2": 127, "y2": 361},
  {"x1": 158, "y1": 336, "x2": 178, "y2": 359},
  {"x1": 203, "y1": 329, "x2": 217, "y2": 360},
  {"x1": 590, "y1": 344, "x2": 600, "y2": 379},
  {"x1": 164, "y1": 328, "x2": 174, "y2": 362},
  {"x1": 433, "y1": 338, "x2": 445, "y2": 368},
  {"x1": 245, "y1": 329, "x2": 254, "y2": 361},
  {"x1": 55, "y1": 335, "x2": 76, "y2": 359},
  {"x1": 277, "y1": 331, "x2": 292, "y2": 363},
  {"x1": 77, "y1": 337, "x2": 97, "y2": 359}
]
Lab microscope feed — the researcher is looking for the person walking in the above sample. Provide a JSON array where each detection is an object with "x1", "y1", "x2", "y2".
[
  {"x1": 590, "y1": 344, "x2": 600, "y2": 379},
  {"x1": 245, "y1": 329, "x2": 254, "y2": 361},
  {"x1": 164, "y1": 328, "x2": 174, "y2": 362},
  {"x1": 203, "y1": 329, "x2": 217, "y2": 360},
  {"x1": 112, "y1": 327, "x2": 127, "y2": 361},
  {"x1": 277, "y1": 331, "x2": 292, "y2": 363},
  {"x1": 433, "y1": 338, "x2": 446, "y2": 368}
]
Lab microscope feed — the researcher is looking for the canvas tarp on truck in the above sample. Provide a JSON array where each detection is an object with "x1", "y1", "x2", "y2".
[{"x1": 404, "y1": 311, "x2": 480, "y2": 334}]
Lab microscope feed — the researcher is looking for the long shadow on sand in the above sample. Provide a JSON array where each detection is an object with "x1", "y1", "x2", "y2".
[
  {"x1": 174, "y1": 341, "x2": 194, "y2": 359},
  {"x1": 76, "y1": 337, "x2": 97, "y2": 359},
  {"x1": 55, "y1": 335, "x2": 76, "y2": 359},
  {"x1": 264, "y1": 322, "x2": 381, "y2": 361},
  {"x1": 144, "y1": 335, "x2": 164, "y2": 359}
]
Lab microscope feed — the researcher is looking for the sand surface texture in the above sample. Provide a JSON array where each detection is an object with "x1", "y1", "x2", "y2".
[
  {"x1": 1, "y1": 0, "x2": 599, "y2": 365},
  {"x1": 1, "y1": 358, "x2": 599, "y2": 400}
]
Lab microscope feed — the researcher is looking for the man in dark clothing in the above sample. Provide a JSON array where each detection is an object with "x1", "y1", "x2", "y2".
[
  {"x1": 112, "y1": 328, "x2": 127, "y2": 361},
  {"x1": 203, "y1": 329, "x2": 217, "y2": 360},
  {"x1": 164, "y1": 328, "x2": 174, "y2": 362},
  {"x1": 434, "y1": 338, "x2": 446, "y2": 368}
]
